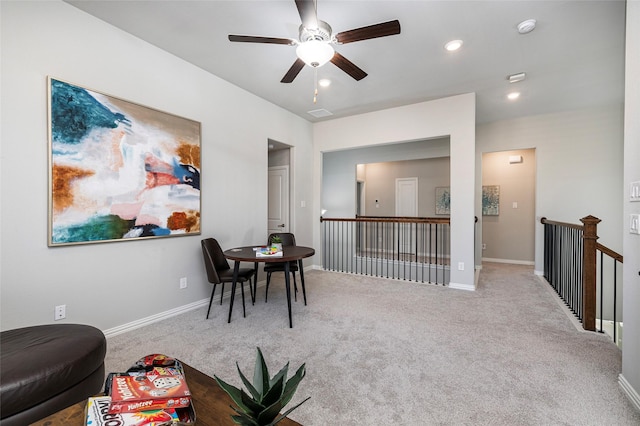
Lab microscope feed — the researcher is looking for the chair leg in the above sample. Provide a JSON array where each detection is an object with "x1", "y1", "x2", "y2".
[
  {"x1": 265, "y1": 272, "x2": 272, "y2": 302},
  {"x1": 206, "y1": 284, "x2": 217, "y2": 319},
  {"x1": 219, "y1": 283, "x2": 225, "y2": 305}
]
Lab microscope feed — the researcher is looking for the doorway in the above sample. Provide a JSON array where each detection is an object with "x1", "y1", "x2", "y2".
[
  {"x1": 481, "y1": 149, "x2": 536, "y2": 264},
  {"x1": 267, "y1": 140, "x2": 292, "y2": 237}
]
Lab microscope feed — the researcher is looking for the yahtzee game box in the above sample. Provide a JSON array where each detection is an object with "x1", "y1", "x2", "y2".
[{"x1": 108, "y1": 374, "x2": 191, "y2": 414}]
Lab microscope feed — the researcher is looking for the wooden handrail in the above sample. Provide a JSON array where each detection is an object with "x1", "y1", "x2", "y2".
[
  {"x1": 321, "y1": 216, "x2": 450, "y2": 224},
  {"x1": 596, "y1": 243, "x2": 623, "y2": 263},
  {"x1": 540, "y1": 217, "x2": 584, "y2": 230}
]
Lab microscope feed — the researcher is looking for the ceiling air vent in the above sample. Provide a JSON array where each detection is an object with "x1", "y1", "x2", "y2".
[{"x1": 307, "y1": 108, "x2": 333, "y2": 118}]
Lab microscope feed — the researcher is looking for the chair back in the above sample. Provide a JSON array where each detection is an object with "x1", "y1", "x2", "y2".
[
  {"x1": 201, "y1": 238, "x2": 230, "y2": 284},
  {"x1": 268, "y1": 233, "x2": 296, "y2": 247}
]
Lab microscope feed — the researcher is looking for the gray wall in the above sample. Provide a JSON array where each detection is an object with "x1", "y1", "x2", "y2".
[
  {"x1": 475, "y1": 105, "x2": 623, "y2": 272},
  {"x1": 0, "y1": 1, "x2": 314, "y2": 332},
  {"x1": 622, "y1": 0, "x2": 640, "y2": 405}
]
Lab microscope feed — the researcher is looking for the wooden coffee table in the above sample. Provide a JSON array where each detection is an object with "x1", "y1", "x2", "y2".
[{"x1": 31, "y1": 361, "x2": 301, "y2": 425}]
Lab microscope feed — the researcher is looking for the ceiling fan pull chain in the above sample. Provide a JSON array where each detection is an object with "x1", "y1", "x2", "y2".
[{"x1": 313, "y1": 68, "x2": 318, "y2": 103}]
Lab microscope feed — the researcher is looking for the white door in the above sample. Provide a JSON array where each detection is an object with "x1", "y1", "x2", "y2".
[
  {"x1": 268, "y1": 166, "x2": 289, "y2": 235},
  {"x1": 396, "y1": 178, "x2": 418, "y2": 254},
  {"x1": 396, "y1": 177, "x2": 418, "y2": 217}
]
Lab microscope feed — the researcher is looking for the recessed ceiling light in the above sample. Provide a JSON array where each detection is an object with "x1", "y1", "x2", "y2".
[
  {"x1": 318, "y1": 79, "x2": 331, "y2": 87},
  {"x1": 507, "y1": 92, "x2": 521, "y2": 100},
  {"x1": 444, "y1": 40, "x2": 463, "y2": 51},
  {"x1": 517, "y1": 19, "x2": 536, "y2": 34}
]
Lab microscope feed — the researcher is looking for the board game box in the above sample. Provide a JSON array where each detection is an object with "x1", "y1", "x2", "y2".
[
  {"x1": 86, "y1": 396, "x2": 187, "y2": 425},
  {"x1": 108, "y1": 374, "x2": 191, "y2": 414}
]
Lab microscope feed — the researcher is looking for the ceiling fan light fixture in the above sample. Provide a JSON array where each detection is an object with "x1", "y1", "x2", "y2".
[
  {"x1": 296, "y1": 40, "x2": 335, "y2": 67},
  {"x1": 318, "y1": 78, "x2": 331, "y2": 87}
]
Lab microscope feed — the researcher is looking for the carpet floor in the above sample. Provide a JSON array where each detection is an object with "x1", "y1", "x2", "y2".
[{"x1": 104, "y1": 263, "x2": 640, "y2": 425}]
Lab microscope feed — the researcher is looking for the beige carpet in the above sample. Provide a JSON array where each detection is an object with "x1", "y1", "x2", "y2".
[{"x1": 104, "y1": 263, "x2": 640, "y2": 425}]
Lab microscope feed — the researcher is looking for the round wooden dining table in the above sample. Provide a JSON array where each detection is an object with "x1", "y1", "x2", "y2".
[{"x1": 223, "y1": 245, "x2": 315, "y2": 328}]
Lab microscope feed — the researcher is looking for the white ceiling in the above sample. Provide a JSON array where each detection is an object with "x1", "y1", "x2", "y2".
[{"x1": 65, "y1": 0, "x2": 625, "y2": 124}]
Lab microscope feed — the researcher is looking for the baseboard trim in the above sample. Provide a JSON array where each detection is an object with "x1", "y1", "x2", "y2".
[
  {"x1": 482, "y1": 257, "x2": 535, "y2": 266},
  {"x1": 449, "y1": 281, "x2": 476, "y2": 291},
  {"x1": 103, "y1": 298, "x2": 209, "y2": 338},
  {"x1": 102, "y1": 270, "x2": 318, "y2": 338},
  {"x1": 619, "y1": 374, "x2": 640, "y2": 412}
]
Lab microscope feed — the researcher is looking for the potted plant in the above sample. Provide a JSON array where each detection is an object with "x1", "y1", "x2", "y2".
[
  {"x1": 270, "y1": 236, "x2": 283, "y2": 252},
  {"x1": 214, "y1": 347, "x2": 309, "y2": 426}
]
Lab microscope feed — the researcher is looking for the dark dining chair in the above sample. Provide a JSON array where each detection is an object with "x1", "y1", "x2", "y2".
[
  {"x1": 201, "y1": 238, "x2": 255, "y2": 319},
  {"x1": 264, "y1": 233, "x2": 304, "y2": 303}
]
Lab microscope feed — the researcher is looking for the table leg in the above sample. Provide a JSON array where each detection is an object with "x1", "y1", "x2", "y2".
[
  {"x1": 298, "y1": 259, "x2": 307, "y2": 305},
  {"x1": 228, "y1": 261, "x2": 241, "y2": 323},
  {"x1": 251, "y1": 262, "x2": 258, "y2": 304},
  {"x1": 284, "y1": 262, "x2": 293, "y2": 328}
]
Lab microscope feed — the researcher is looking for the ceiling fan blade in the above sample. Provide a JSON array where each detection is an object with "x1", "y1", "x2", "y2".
[
  {"x1": 335, "y1": 20, "x2": 401, "y2": 44},
  {"x1": 295, "y1": 0, "x2": 318, "y2": 29},
  {"x1": 229, "y1": 35, "x2": 295, "y2": 45},
  {"x1": 281, "y1": 58, "x2": 306, "y2": 83},
  {"x1": 330, "y1": 52, "x2": 367, "y2": 81}
]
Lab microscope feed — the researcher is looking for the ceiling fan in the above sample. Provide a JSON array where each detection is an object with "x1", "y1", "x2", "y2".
[{"x1": 228, "y1": 0, "x2": 401, "y2": 83}]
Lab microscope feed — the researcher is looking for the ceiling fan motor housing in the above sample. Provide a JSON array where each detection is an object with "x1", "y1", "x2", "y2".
[{"x1": 299, "y1": 20, "x2": 333, "y2": 43}]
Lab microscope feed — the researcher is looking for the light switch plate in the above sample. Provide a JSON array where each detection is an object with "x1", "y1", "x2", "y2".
[
  {"x1": 631, "y1": 181, "x2": 640, "y2": 202},
  {"x1": 630, "y1": 214, "x2": 640, "y2": 235}
]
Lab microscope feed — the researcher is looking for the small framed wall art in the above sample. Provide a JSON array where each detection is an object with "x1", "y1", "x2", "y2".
[
  {"x1": 48, "y1": 77, "x2": 201, "y2": 246},
  {"x1": 435, "y1": 187, "x2": 451, "y2": 215},
  {"x1": 482, "y1": 185, "x2": 500, "y2": 216}
]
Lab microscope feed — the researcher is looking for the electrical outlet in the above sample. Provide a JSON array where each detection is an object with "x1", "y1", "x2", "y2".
[
  {"x1": 179, "y1": 277, "x2": 188, "y2": 289},
  {"x1": 458, "y1": 262, "x2": 464, "y2": 271},
  {"x1": 54, "y1": 305, "x2": 66, "y2": 321},
  {"x1": 482, "y1": 243, "x2": 487, "y2": 250}
]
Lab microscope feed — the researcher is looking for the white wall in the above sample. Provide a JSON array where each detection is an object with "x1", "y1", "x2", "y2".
[
  {"x1": 476, "y1": 105, "x2": 624, "y2": 273},
  {"x1": 0, "y1": 1, "x2": 313, "y2": 331},
  {"x1": 621, "y1": 0, "x2": 640, "y2": 408},
  {"x1": 313, "y1": 94, "x2": 476, "y2": 289}
]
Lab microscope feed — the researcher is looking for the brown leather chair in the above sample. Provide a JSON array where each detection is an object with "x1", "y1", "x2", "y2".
[
  {"x1": 201, "y1": 238, "x2": 256, "y2": 319},
  {"x1": 264, "y1": 233, "x2": 301, "y2": 302}
]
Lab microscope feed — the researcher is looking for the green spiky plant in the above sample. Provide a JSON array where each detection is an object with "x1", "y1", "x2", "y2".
[{"x1": 214, "y1": 347, "x2": 310, "y2": 426}]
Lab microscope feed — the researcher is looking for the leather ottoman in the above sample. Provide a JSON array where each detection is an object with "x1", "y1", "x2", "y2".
[{"x1": 0, "y1": 323, "x2": 107, "y2": 425}]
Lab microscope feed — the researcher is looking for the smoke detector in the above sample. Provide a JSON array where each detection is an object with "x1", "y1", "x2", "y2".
[{"x1": 517, "y1": 19, "x2": 537, "y2": 34}]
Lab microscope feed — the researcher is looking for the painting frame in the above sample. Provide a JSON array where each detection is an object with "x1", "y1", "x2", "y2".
[
  {"x1": 47, "y1": 77, "x2": 201, "y2": 246},
  {"x1": 482, "y1": 185, "x2": 500, "y2": 216},
  {"x1": 435, "y1": 187, "x2": 451, "y2": 215}
]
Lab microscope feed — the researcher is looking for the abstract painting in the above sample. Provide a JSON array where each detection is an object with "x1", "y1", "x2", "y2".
[
  {"x1": 482, "y1": 185, "x2": 500, "y2": 216},
  {"x1": 435, "y1": 187, "x2": 451, "y2": 215},
  {"x1": 48, "y1": 77, "x2": 201, "y2": 246}
]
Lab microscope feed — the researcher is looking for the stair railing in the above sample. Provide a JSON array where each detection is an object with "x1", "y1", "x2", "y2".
[
  {"x1": 541, "y1": 216, "x2": 623, "y2": 343},
  {"x1": 320, "y1": 216, "x2": 451, "y2": 285}
]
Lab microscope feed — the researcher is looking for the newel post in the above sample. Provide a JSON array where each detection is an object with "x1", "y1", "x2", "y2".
[{"x1": 580, "y1": 215, "x2": 601, "y2": 331}]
